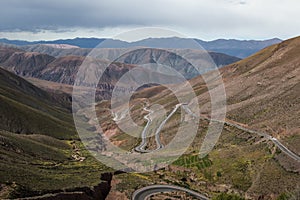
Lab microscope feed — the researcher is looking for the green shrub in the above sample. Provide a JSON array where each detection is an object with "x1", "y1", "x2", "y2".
[
  {"x1": 213, "y1": 193, "x2": 245, "y2": 200},
  {"x1": 276, "y1": 193, "x2": 291, "y2": 200}
]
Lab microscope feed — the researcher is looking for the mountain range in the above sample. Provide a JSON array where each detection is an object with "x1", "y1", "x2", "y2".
[
  {"x1": 0, "y1": 45, "x2": 240, "y2": 98},
  {"x1": 0, "y1": 37, "x2": 282, "y2": 58}
]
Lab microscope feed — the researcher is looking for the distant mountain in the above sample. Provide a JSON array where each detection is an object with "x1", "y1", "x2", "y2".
[
  {"x1": 196, "y1": 38, "x2": 282, "y2": 58},
  {"x1": 0, "y1": 47, "x2": 55, "y2": 76},
  {"x1": 20, "y1": 44, "x2": 92, "y2": 57},
  {"x1": 0, "y1": 46, "x2": 240, "y2": 103},
  {"x1": 115, "y1": 48, "x2": 240, "y2": 78},
  {"x1": 0, "y1": 37, "x2": 105, "y2": 48},
  {"x1": 100, "y1": 37, "x2": 282, "y2": 58},
  {"x1": 18, "y1": 44, "x2": 240, "y2": 67},
  {"x1": 41, "y1": 44, "x2": 80, "y2": 49},
  {"x1": 0, "y1": 46, "x2": 136, "y2": 100},
  {"x1": 0, "y1": 37, "x2": 282, "y2": 58},
  {"x1": 0, "y1": 45, "x2": 240, "y2": 81}
]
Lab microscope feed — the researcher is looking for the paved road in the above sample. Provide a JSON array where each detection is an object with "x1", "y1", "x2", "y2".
[
  {"x1": 132, "y1": 185, "x2": 209, "y2": 200},
  {"x1": 132, "y1": 104, "x2": 299, "y2": 200},
  {"x1": 271, "y1": 137, "x2": 300, "y2": 161},
  {"x1": 182, "y1": 105, "x2": 300, "y2": 162},
  {"x1": 132, "y1": 104, "x2": 211, "y2": 199},
  {"x1": 134, "y1": 107, "x2": 154, "y2": 153},
  {"x1": 135, "y1": 104, "x2": 181, "y2": 153},
  {"x1": 154, "y1": 104, "x2": 181, "y2": 150}
]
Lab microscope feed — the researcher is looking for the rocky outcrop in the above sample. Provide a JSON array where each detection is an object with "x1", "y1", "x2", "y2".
[{"x1": 18, "y1": 172, "x2": 113, "y2": 200}]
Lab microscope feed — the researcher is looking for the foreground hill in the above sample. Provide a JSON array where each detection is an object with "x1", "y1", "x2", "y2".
[
  {"x1": 0, "y1": 67, "x2": 75, "y2": 139},
  {"x1": 0, "y1": 67, "x2": 114, "y2": 199},
  {"x1": 220, "y1": 36, "x2": 300, "y2": 137}
]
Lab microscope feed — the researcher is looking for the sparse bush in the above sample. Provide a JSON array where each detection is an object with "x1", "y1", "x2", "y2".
[
  {"x1": 276, "y1": 193, "x2": 291, "y2": 200},
  {"x1": 213, "y1": 193, "x2": 245, "y2": 200}
]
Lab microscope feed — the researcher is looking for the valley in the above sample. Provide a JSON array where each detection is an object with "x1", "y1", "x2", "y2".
[{"x1": 0, "y1": 36, "x2": 299, "y2": 200}]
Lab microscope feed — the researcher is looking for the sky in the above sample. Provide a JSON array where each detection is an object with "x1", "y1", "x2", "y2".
[{"x1": 0, "y1": 0, "x2": 299, "y2": 41}]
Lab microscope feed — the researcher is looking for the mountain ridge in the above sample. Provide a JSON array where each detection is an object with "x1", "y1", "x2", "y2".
[
  {"x1": 0, "y1": 46, "x2": 240, "y2": 90},
  {"x1": 0, "y1": 37, "x2": 282, "y2": 58}
]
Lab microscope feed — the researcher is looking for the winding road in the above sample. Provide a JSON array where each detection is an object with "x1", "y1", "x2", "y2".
[
  {"x1": 132, "y1": 104, "x2": 210, "y2": 199},
  {"x1": 131, "y1": 103, "x2": 300, "y2": 200},
  {"x1": 132, "y1": 185, "x2": 209, "y2": 200},
  {"x1": 181, "y1": 105, "x2": 300, "y2": 162},
  {"x1": 134, "y1": 104, "x2": 181, "y2": 153},
  {"x1": 134, "y1": 107, "x2": 154, "y2": 153},
  {"x1": 270, "y1": 137, "x2": 300, "y2": 161},
  {"x1": 154, "y1": 104, "x2": 181, "y2": 150}
]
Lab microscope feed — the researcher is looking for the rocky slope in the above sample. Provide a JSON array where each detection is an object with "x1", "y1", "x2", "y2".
[
  {"x1": 220, "y1": 36, "x2": 300, "y2": 136},
  {"x1": 102, "y1": 36, "x2": 300, "y2": 199},
  {"x1": 0, "y1": 47, "x2": 133, "y2": 100},
  {"x1": 144, "y1": 36, "x2": 300, "y2": 157},
  {"x1": 19, "y1": 44, "x2": 241, "y2": 66},
  {"x1": 178, "y1": 36, "x2": 300, "y2": 198}
]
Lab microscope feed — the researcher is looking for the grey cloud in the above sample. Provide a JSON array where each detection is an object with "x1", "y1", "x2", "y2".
[
  {"x1": 0, "y1": 0, "x2": 253, "y2": 31},
  {"x1": 0, "y1": 0, "x2": 299, "y2": 40},
  {"x1": 0, "y1": 0, "x2": 158, "y2": 32},
  {"x1": 0, "y1": 0, "x2": 258, "y2": 31}
]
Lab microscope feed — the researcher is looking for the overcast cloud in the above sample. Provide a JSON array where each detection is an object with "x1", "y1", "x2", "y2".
[{"x1": 0, "y1": 0, "x2": 299, "y2": 40}]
